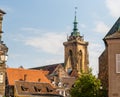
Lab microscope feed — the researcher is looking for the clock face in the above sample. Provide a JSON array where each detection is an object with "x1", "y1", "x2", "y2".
[{"x1": 0, "y1": 72, "x2": 3, "y2": 83}]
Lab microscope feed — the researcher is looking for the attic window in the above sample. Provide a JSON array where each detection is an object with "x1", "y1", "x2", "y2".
[
  {"x1": 34, "y1": 86, "x2": 41, "y2": 92},
  {"x1": 21, "y1": 86, "x2": 28, "y2": 91},
  {"x1": 116, "y1": 54, "x2": 120, "y2": 73},
  {"x1": 46, "y1": 87, "x2": 53, "y2": 92}
]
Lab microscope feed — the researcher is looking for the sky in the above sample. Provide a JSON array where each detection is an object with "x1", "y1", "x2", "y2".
[{"x1": 0, "y1": 0, "x2": 120, "y2": 75}]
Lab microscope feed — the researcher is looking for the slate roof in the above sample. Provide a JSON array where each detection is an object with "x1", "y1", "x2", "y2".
[
  {"x1": 31, "y1": 63, "x2": 64, "y2": 74},
  {"x1": 105, "y1": 30, "x2": 120, "y2": 39},
  {"x1": 104, "y1": 17, "x2": 120, "y2": 39},
  {"x1": 6, "y1": 68, "x2": 51, "y2": 85},
  {"x1": 0, "y1": 9, "x2": 6, "y2": 14},
  {"x1": 15, "y1": 81, "x2": 62, "y2": 96}
]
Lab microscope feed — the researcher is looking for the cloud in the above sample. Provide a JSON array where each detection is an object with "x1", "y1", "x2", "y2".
[
  {"x1": 93, "y1": 21, "x2": 109, "y2": 33},
  {"x1": 106, "y1": 0, "x2": 120, "y2": 18},
  {"x1": 21, "y1": 27, "x2": 43, "y2": 34},
  {"x1": 88, "y1": 43, "x2": 104, "y2": 75},
  {"x1": 80, "y1": 24, "x2": 86, "y2": 28},
  {"x1": 89, "y1": 42, "x2": 104, "y2": 58},
  {"x1": 20, "y1": 28, "x2": 66, "y2": 55}
]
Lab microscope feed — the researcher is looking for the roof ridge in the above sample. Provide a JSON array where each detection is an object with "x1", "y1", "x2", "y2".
[
  {"x1": 7, "y1": 67, "x2": 43, "y2": 71},
  {"x1": 104, "y1": 17, "x2": 120, "y2": 39},
  {"x1": 30, "y1": 63, "x2": 64, "y2": 69}
]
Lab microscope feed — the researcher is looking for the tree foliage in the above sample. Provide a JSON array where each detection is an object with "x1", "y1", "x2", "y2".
[{"x1": 70, "y1": 70, "x2": 101, "y2": 97}]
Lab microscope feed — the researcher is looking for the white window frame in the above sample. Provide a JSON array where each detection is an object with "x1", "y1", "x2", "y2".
[{"x1": 116, "y1": 54, "x2": 120, "y2": 73}]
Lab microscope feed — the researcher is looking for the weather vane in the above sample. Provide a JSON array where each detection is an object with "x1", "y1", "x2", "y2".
[{"x1": 75, "y1": 7, "x2": 78, "y2": 16}]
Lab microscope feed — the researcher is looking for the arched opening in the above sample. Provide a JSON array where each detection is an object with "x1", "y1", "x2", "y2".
[
  {"x1": 65, "y1": 50, "x2": 74, "y2": 74},
  {"x1": 78, "y1": 50, "x2": 82, "y2": 72},
  {"x1": 69, "y1": 50, "x2": 74, "y2": 69}
]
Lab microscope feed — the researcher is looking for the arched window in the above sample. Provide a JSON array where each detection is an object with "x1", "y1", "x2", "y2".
[
  {"x1": 69, "y1": 50, "x2": 74, "y2": 68},
  {"x1": 78, "y1": 50, "x2": 82, "y2": 72},
  {"x1": 69, "y1": 50, "x2": 72, "y2": 56}
]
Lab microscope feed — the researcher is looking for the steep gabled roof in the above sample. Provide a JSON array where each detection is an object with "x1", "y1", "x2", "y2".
[
  {"x1": 31, "y1": 63, "x2": 64, "y2": 74},
  {"x1": 6, "y1": 68, "x2": 51, "y2": 85},
  {"x1": 105, "y1": 30, "x2": 120, "y2": 39},
  {"x1": 0, "y1": 9, "x2": 6, "y2": 14},
  {"x1": 104, "y1": 17, "x2": 120, "y2": 39}
]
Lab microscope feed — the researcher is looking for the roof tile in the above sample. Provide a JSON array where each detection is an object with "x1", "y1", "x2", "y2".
[{"x1": 6, "y1": 68, "x2": 51, "y2": 85}]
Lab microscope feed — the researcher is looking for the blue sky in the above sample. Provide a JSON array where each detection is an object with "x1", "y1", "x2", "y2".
[{"x1": 0, "y1": 0, "x2": 120, "y2": 75}]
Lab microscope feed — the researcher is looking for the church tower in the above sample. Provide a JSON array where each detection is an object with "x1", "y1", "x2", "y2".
[
  {"x1": 0, "y1": 9, "x2": 8, "y2": 96},
  {"x1": 63, "y1": 9, "x2": 89, "y2": 76}
]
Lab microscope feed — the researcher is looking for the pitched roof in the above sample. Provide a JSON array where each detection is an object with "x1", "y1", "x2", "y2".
[
  {"x1": 31, "y1": 63, "x2": 64, "y2": 74},
  {"x1": 104, "y1": 17, "x2": 120, "y2": 39},
  {"x1": 15, "y1": 81, "x2": 62, "y2": 96},
  {"x1": 105, "y1": 30, "x2": 120, "y2": 39},
  {"x1": 0, "y1": 9, "x2": 6, "y2": 14},
  {"x1": 6, "y1": 68, "x2": 51, "y2": 85}
]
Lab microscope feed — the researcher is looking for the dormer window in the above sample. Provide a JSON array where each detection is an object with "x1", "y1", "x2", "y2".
[
  {"x1": 21, "y1": 86, "x2": 28, "y2": 91},
  {"x1": 34, "y1": 86, "x2": 41, "y2": 92},
  {"x1": 46, "y1": 87, "x2": 53, "y2": 92}
]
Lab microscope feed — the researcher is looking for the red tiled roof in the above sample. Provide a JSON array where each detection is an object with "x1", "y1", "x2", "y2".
[{"x1": 6, "y1": 68, "x2": 51, "y2": 85}]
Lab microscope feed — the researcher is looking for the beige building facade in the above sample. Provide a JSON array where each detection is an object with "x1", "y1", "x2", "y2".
[{"x1": 99, "y1": 17, "x2": 120, "y2": 97}]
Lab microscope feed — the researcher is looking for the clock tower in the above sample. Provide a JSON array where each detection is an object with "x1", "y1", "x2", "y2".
[
  {"x1": 63, "y1": 9, "x2": 89, "y2": 76},
  {"x1": 0, "y1": 9, "x2": 8, "y2": 96}
]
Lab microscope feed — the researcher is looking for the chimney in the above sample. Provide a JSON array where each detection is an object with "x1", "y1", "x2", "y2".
[
  {"x1": 24, "y1": 74, "x2": 27, "y2": 81},
  {"x1": 38, "y1": 78, "x2": 41, "y2": 82}
]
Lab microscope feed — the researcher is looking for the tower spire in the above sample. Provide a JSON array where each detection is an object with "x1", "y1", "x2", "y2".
[
  {"x1": 73, "y1": 7, "x2": 78, "y2": 32},
  {"x1": 71, "y1": 7, "x2": 80, "y2": 37}
]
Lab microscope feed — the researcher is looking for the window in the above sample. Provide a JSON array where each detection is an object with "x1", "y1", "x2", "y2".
[
  {"x1": 0, "y1": 72, "x2": 3, "y2": 83},
  {"x1": 21, "y1": 86, "x2": 28, "y2": 91},
  {"x1": 34, "y1": 86, "x2": 41, "y2": 92},
  {"x1": 46, "y1": 87, "x2": 53, "y2": 92},
  {"x1": 116, "y1": 54, "x2": 120, "y2": 73}
]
